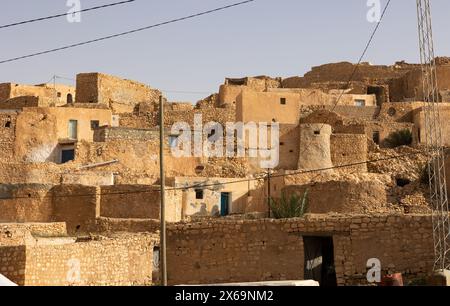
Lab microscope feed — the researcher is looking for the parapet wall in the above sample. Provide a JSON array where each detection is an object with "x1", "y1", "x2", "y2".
[
  {"x1": 93, "y1": 126, "x2": 160, "y2": 142},
  {"x1": 0, "y1": 225, "x2": 155, "y2": 286},
  {"x1": 167, "y1": 214, "x2": 434, "y2": 286},
  {"x1": 0, "y1": 183, "x2": 182, "y2": 233}
]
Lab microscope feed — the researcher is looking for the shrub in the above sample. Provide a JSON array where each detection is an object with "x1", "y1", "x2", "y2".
[
  {"x1": 269, "y1": 190, "x2": 309, "y2": 219},
  {"x1": 385, "y1": 129, "x2": 413, "y2": 148}
]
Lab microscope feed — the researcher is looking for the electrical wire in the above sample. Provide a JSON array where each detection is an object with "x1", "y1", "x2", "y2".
[
  {"x1": 0, "y1": 0, "x2": 136, "y2": 30},
  {"x1": 0, "y1": 0, "x2": 256, "y2": 65},
  {"x1": 319, "y1": 0, "x2": 392, "y2": 131},
  {"x1": 0, "y1": 150, "x2": 427, "y2": 200}
]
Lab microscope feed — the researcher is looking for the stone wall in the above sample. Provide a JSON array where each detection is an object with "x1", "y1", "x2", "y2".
[
  {"x1": 23, "y1": 235, "x2": 154, "y2": 286},
  {"x1": 75, "y1": 73, "x2": 161, "y2": 114},
  {"x1": 93, "y1": 126, "x2": 160, "y2": 142},
  {"x1": 0, "y1": 112, "x2": 17, "y2": 161},
  {"x1": 167, "y1": 214, "x2": 434, "y2": 286},
  {"x1": 100, "y1": 185, "x2": 182, "y2": 222},
  {"x1": 52, "y1": 185, "x2": 100, "y2": 234},
  {"x1": 283, "y1": 178, "x2": 387, "y2": 214},
  {"x1": 330, "y1": 134, "x2": 368, "y2": 173},
  {"x1": 0, "y1": 225, "x2": 155, "y2": 286}
]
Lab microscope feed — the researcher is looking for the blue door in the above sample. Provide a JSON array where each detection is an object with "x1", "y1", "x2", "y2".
[{"x1": 220, "y1": 193, "x2": 230, "y2": 216}]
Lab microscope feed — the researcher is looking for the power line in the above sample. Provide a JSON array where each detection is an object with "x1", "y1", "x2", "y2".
[
  {"x1": 0, "y1": 0, "x2": 136, "y2": 30},
  {"x1": 0, "y1": 0, "x2": 256, "y2": 65},
  {"x1": 0, "y1": 150, "x2": 427, "y2": 200},
  {"x1": 319, "y1": 0, "x2": 392, "y2": 131},
  {"x1": 162, "y1": 90, "x2": 213, "y2": 95}
]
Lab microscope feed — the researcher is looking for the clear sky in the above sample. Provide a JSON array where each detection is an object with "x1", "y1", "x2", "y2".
[{"x1": 1, "y1": 0, "x2": 449, "y2": 102}]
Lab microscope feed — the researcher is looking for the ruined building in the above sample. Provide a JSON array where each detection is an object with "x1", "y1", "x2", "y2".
[{"x1": 1, "y1": 58, "x2": 450, "y2": 286}]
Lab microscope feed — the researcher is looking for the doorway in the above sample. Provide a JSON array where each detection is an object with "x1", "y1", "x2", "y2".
[
  {"x1": 61, "y1": 149, "x2": 75, "y2": 164},
  {"x1": 367, "y1": 86, "x2": 386, "y2": 106},
  {"x1": 220, "y1": 192, "x2": 230, "y2": 216},
  {"x1": 303, "y1": 236, "x2": 337, "y2": 286}
]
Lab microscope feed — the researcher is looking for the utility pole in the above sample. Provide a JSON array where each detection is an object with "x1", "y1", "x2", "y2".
[
  {"x1": 267, "y1": 169, "x2": 271, "y2": 218},
  {"x1": 159, "y1": 95, "x2": 168, "y2": 286},
  {"x1": 417, "y1": 0, "x2": 450, "y2": 273},
  {"x1": 53, "y1": 75, "x2": 57, "y2": 105}
]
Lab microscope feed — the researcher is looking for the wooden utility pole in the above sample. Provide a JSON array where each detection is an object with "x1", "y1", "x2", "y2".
[
  {"x1": 159, "y1": 95, "x2": 168, "y2": 286},
  {"x1": 267, "y1": 169, "x2": 271, "y2": 218}
]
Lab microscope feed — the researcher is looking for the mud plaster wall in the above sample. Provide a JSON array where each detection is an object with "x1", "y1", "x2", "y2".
[
  {"x1": 0, "y1": 83, "x2": 75, "y2": 105},
  {"x1": 298, "y1": 124, "x2": 333, "y2": 171},
  {"x1": 0, "y1": 184, "x2": 54, "y2": 223},
  {"x1": 172, "y1": 177, "x2": 261, "y2": 217},
  {"x1": 167, "y1": 214, "x2": 434, "y2": 286}
]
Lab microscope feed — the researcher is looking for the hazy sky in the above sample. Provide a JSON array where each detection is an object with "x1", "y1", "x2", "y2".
[{"x1": 1, "y1": 0, "x2": 450, "y2": 102}]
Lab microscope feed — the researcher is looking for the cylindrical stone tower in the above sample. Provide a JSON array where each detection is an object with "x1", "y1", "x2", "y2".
[{"x1": 298, "y1": 123, "x2": 333, "y2": 171}]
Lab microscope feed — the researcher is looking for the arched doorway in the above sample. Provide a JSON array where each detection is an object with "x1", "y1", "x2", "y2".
[{"x1": 67, "y1": 93, "x2": 73, "y2": 104}]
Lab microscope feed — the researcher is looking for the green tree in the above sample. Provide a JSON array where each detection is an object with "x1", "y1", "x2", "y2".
[{"x1": 385, "y1": 129, "x2": 413, "y2": 148}]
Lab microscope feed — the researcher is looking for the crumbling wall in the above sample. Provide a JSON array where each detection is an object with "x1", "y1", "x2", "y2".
[
  {"x1": 75, "y1": 73, "x2": 161, "y2": 114},
  {"x1": 0, "y1": 96, "x2": 40, "y2": 109},
  {"x1": 0, "y1": 83, "x2": 12, "y2": 103},
  {"x1": 0, "y1": 112, "x2": 17, "y2": 161},
  {"x1": 391, "y1": 65, "x2": 450, "y2": 102},
  {"x1": 167, "y1": 214, "x2": 434, "y2": 286},
  {"x1": 14, "y1": 110, "x2": 59, "y2": 163}
]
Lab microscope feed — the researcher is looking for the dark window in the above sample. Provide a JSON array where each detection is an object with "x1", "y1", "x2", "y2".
[
  {"x1": 208, "y1": 129, "x2": 216, "y2": 139},
  {"x1": 57, "y1": 92, "x2": 62, "y2": 98},
  {"x1": 61, "y1": 149, "x2": 75, "y2": 164},
  {"x1": 90, "y1": 120, "x2": 100, "y2": 130},
  {"x1": 67, "y1": 93, "x2": 73, "y2": 104},
  {"x1": 5, "y1": 121, "x2": 11, "y2": 128},
  {"x1": 195, "y1": 189, "x2": 204, "y2": 200},
  {"x1": 280, "y1": 142, "x2": 285, "y2": 146},
  {"x1": 195, "y1": 165, "x2": 205, "y2": 174},
  {"x1": 373, "y1": 131, "x2": 380, "y2": 145},
  {"x1": 388, "y1": 107, "x2": 397, "y2": 117},
  {"x1": 314, "y1": 131, "x2": 321, "y2": 135},
  {"x1": 280, "y1": 98, "x2": 287, "y2": 105}
]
